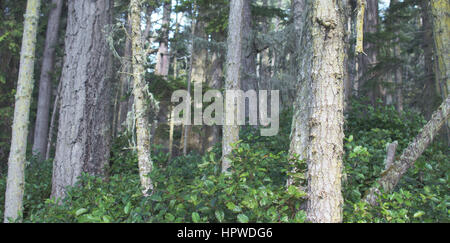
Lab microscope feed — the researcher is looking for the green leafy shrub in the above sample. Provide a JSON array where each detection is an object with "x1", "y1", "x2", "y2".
[{"x1": 343, "y1": 100, "x2": 449, "y2": 222}]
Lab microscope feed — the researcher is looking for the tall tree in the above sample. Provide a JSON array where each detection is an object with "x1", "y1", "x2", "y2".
[
  {"x1": 4, "y1": 0, "x2": 41, "y2": 222},
  {"x1": 222, "y1": 0, "x2": 244, "y2": 172},
  {"x1": 420, "y1": 0, "x2": 439, "y2": 118},
  {"x1": 155, "y1": 0, "x2": 172, "y2": 78},
  {"x1": 289, "y1": 0, "x2": 346, "y2": 223},
  {"x1": 32, "y1": 0, "x2": 63, "y2": 159},
  {"x1": 430, "y1": 0, "x2": 449, "y2": 142},
  {"x1": 241, "y1": 0, "x2": 258, "y2": 94},
  {"x1": 430, "y1": 0, "x2": 449, "y2": 100},
  {"x1": 51, "y1": 0, "x2": 113, "y2": 199},
  {"x1": 115, "y1": 20, "x2": 133, "y2": 136},
  {"x1": 130, "y1": 0, "x2": 154, "y2": 196},
  {"x1": 391, "y1": 0, "x2": 403, "y2": 112},
  {"x1": 184, "y1": 5, "x2": 208, "y2": 154}
]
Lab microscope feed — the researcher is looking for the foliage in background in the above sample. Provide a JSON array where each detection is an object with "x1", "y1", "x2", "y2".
[
  {"x1": 343, "y1": 99, "x2": 449, "y2": 222},
  {"x1": 0, "y1": 102, "x2": 447, "y2": 222}
]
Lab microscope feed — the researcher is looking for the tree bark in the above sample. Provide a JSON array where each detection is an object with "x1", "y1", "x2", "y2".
[
  {"x1": 430, "y1": 0, "x2": 450, "y2": 100},
  {"x1": 182, "y1": 6, "x2": 197, "y2": 156},
  {"x1": 241, "y1": 0, "x2": 258, "y2": 121},
  {"x1": 222, "y1": 0, "x2": 244, "y2": 172},
  {"x1": 116, "y1": 20, "x2": 133, "y2": 136},
  {"x1": 4, "y1": 0, "x2": 41, "y2": 222},
  {"x1": 45, "y1": 81, "x2": 61, "y2": 160},
  {"x1": 32, "y1": 0, "x2": 63, "y2": 159},
  {"x1": 430, "y1": 0, "x2": 450, "y2": 143},
  {"x1": 420, "y1": 0, "x2": 439, "y2": 119},
  {"x1": 155, "y1": 0, "x2": 171, "y2": 78},
  {"x1": 357, "y1": 0, "x2": 378, "y2": 103},
  {"x1": 204, "y1": 49, "x2": 224, "y2": 152},
  {"x1": 289, "y1": 0, "x2": 346, "y2": 223},
  {"x1": 364, "y1": 97, "x2": 450, "y2": 205},
  {"x1": 51, "y1": 0, "x2": 113, "y2": 199},
  {"x1": 130, "y1": 0, "x2": 154, "y2": 196},
  {"x1": 185, "y1": 7, "x2": 208, "y2": 154}
]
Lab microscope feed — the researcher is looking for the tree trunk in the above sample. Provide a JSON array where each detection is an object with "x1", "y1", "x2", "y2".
[
  {"x1": 430, "y1": 0, "x2": 450, "y2": 143},
  {"x1": 4, "y1": 0, "x2": 41, "y2": 222},
  {"x1": 222, "y1": 0, "x2": 244, "y2": 172},
  {"x1": 51, "y1": 0, "x2": 113, "y2": 199},
  {"x1": 130, "y1": 0, "x2": 154, "y2": 196},
  {"x1": 182, "y1": 7, "x2": 208, "y2": 154},
  {"x1": 430, "y1": 0, "x2": 450, "y2": 99},
  {"x1": 204, "y1": 49, "x2": 224, "y2": 152},
  {"x1": 420, "y1": 0, "x2": 439, "y2": 119},
  {"x1": 182, "y1": 6, "x2": 197, "y2": 156},
  {"x1": 32, "y1": 0, "x2": 63, "y2": 159},
  {"x1": 357, "y1": 0, "x2": 378, "y2": 104},
  {"x1": 116, "y1": 20, "x2": 133, "y2": 136},
  {"x1": 155, "y1": 0, "x2": 171, "y2": 78},
  {"x1": 241, "y1": 0, "x2": 258, "y2": 121},
  {"x1": 365, "y1": 97, "x2": 450, "y2": 205},
  {"x1": 289, "y1": 0, "x2": 346, "y2": 223},
  {"x1": 45, "y1": 81, "x2": 61, "y2": 160}
]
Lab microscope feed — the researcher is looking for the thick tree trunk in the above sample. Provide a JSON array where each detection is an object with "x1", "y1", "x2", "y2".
[
  {"x1": 365, "y1": 97, "x2": 450, "y2": 205},
  {"x1": 4, "y1": 0, "x2": 41, "y2": 222},
  {"x1": 51, "y1": 0, "x2": 113, "y2": 199},
  {"x1": 32, "y1": 0, "x2": 63, "y2": 159},
  {"x1": 222, "y1": 0, "x2": 244, "y2": 172},
  {"x1": 130, "y1": 0, "x2": 154, "y2": 196},
  {"x1": 289, "y1": 0, "x2": 346, "y2": 223}
]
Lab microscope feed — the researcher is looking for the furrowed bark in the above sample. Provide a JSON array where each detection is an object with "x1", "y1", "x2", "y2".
[
  {"x1": 289, "y1": 0, "x2": 346, "y2": 223},
  {"x1": 51, "y1": 0, "x2": 113, "y2": 199},
  {"x1": 32, "y1": 0, "x2": 63, "y2": 159},
  {"x1": 364, "y1": 97, "x2": 450, "y2": 205},
  {"x1": 4, "y1": 0, "x2": 41, "y2": 223},
  {"x1": 130, "y1": 0, "x2": 153, "y2": 196}
]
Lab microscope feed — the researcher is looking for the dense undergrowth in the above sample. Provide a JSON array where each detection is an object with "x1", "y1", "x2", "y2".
[{"x1": 0, "y1": 101, "x2": 448, "y2": 222}]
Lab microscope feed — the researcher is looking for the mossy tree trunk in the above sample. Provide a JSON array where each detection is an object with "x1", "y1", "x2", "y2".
[
  {"x1": 130, "y1": 0, "x2": 154, "y2": 196},
  {"x1": 289, "y1": 0, "x2": 346, "y2": 223},
  {"x1": 4, "y1": 0, "x2": 41, "y2": 223}
]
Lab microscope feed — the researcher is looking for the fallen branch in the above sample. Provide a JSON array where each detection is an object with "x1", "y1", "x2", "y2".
[{"x1": 364, "y1": 97, "x2": 450, "y2": 205}]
